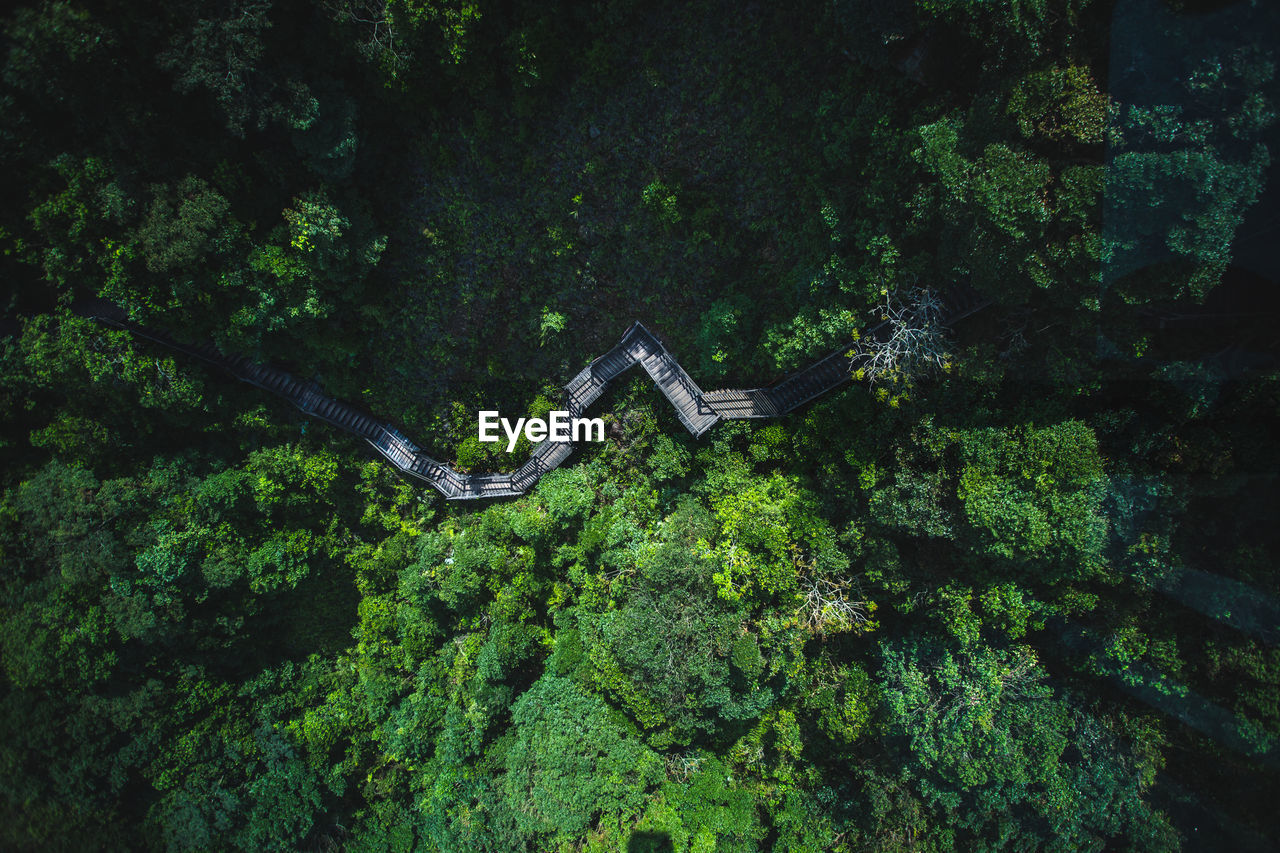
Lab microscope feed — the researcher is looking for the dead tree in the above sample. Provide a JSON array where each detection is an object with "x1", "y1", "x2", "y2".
[
  {"x1": 792, "y1": 546, "x2": 875, "y2": 636},
  {"x1": 797, "y1": 572, "x2": 875, "y2": 636},
  {"x1": 850, "y1": 284, "x2": 951, "y2": 388}
]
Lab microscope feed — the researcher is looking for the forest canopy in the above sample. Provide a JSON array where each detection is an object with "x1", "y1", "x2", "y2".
[{"x1": 2, "y1": 0, "x2": 1279, "y2": 850}]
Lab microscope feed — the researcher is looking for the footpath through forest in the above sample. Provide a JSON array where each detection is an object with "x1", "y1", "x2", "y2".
[{"x1": 81, "y1": 285, "x2": 989, "y2": 499}]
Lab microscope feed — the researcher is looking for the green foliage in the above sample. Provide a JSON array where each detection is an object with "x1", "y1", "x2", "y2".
[
  {"x1": 3, "y1": 2, "x2": 111, "y2": 99},
  {"x1": 867, "y1": 418, "x2": 1110, "y2": 590},
  {"x1": 501, "y1": 674, "x2": 662, "y2": 844},
  {"x1": 878, "y1": 638, "x2": 1176, "y2": 850},
  {"x1": 1105, "y1": 144, "x2": 1269, "y2": 299},
  {"x1": 1, "y1": 0, "x2": 1277, "y2": 849},
  {"x1": 646, "y1": 433, "x2": 692, "y2": 483},
  {"x1": 642, "y1": 179, "x2": 682, "y2": 226},
  {"x1": 582, "y1": 530, "x2": 791, "y2": 746},
  {"x1": 915, "y1": 121, "x2": 1057, "y2": 296},
  {"x1": 538, "y1": 305, "x2": 566, "y2": 345},
  {"x1": 158, "y1": 0, "x2": 314, "y2": 137},
  {"x1": 952, "y1": 420, "x2": 1109, "y2": 576},
  {"x1": 1009, "y1": 65, "x2": 1109, "y2": 144},
  {"x1": 702, "y1": 472, "x2": 846, "y2": 605},
  {"x1": 25, "y1": 154, "x2": 132, "y2": 293},
  {"x1": 290, "y1": 86, "x2": 360, "y2": 180},
  {"x1": 917, "y1": 0, "x2": 1094, "y2": 63},
  {"x1": 635, "y1": 755, "x2": 767, "y2": 851},
  {"x1": 1104, "y1": 0, "x2": 1277, "y2": 301},
  {"x1": 536, "y1": 465, "x2": 596, "y2": 522},
  {"x1": 239, "y1": 189, "x2": 386, "y2": 334},
  {"x1": 800, "y1": 657, "x2": 876, "y2": 745}
]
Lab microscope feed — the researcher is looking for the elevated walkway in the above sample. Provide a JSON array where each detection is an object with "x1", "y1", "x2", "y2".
[{"x1": 80, "y1": 285, "x2": 990, "y2": 500}]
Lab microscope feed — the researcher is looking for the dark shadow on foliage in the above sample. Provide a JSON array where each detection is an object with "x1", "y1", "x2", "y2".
[{"x1": 627, "y1": 831, "x2": 675, "y2": 853}]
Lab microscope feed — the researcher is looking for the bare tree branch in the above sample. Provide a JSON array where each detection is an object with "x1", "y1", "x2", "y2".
[{"x1": 850, "y1": 283, "x2": 952, "y2": 388}]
